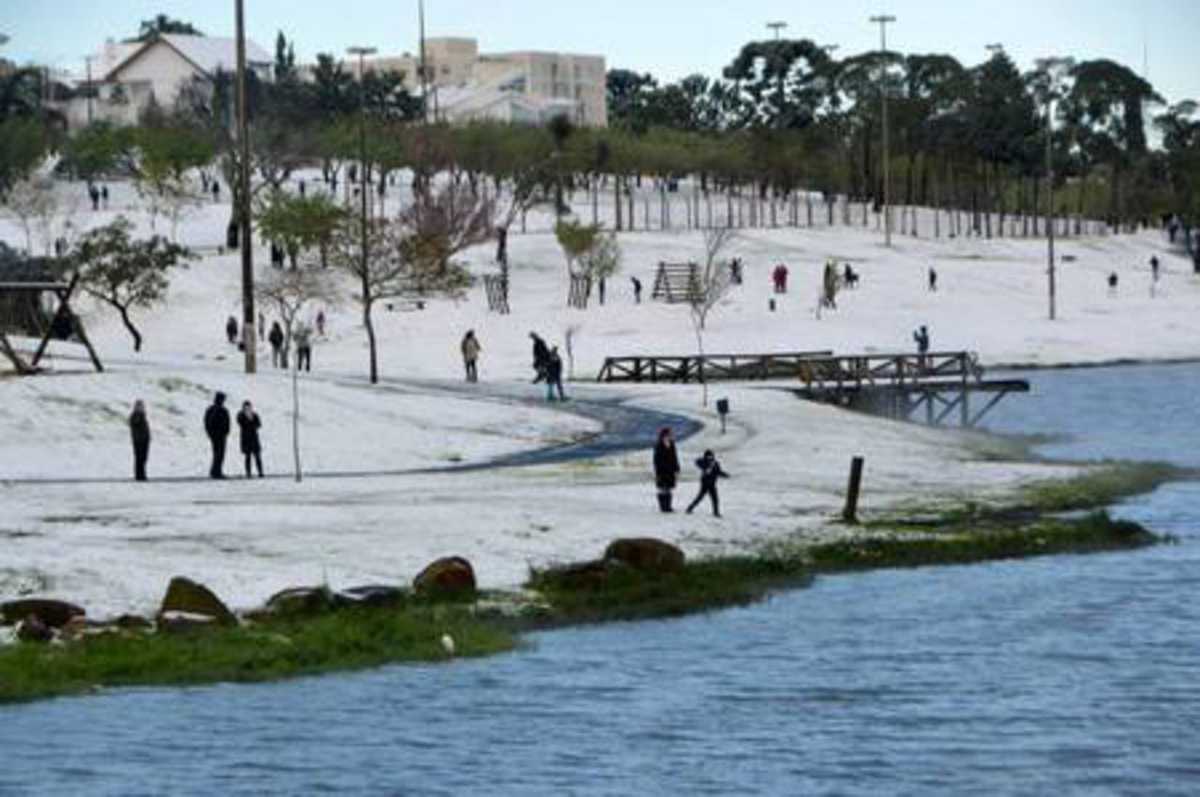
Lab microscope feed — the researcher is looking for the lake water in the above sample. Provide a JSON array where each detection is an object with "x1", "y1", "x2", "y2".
[{"x1": 1, "y1": 363, "x2": 1197, "y2": 796}]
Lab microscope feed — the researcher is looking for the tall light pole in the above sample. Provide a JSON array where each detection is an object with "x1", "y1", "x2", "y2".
[
  {"x1": 84, "y1": 55, "x2": 94, "y2": 125},
  {"x1": 1035, "y1": 57, "x2": 1069, "y2": 321},
  {"x1": 418, "y1": 0, "x2": 431, "y2": 125},
  {"x1": 767, "y1": 21, "x2": 787, "y2": 41},
  {"x1": 347, "y1": 45, "x2": 377, "y2": 379},
  {"x1": 870, "y1": 14, "x2": 896, "y2": 247},
  {"x1": 235, "y1": 0, "x2": 256, "y2": 373}
]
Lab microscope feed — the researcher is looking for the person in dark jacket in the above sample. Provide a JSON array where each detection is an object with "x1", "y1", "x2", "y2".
[
  {"x1": 225, "y1": 315, "x2": 239, "y2": 345},
  {"x1": 130, "y1": 400, "x2": 150, "y2": 482},
  {"x1": 652, "y1": 427, "x2": 681, "y2": 513},
  {"x1": 237, "y1": 401, "x2": 263, "y2": 478},
  {"x1": 204, "y1": 392, "x2": 231, "y2": 479},
  {"x1": 269, "y1": 322, "x2": 285, "y2": 368},
  {"x1": 545, "y1": 345, "x2": 565, "y2": 401},
  {"x1": 686, "y1": 449, "x2": 730, "y2": 517},
  {"x1": 530, "y1": 332, "x2": 550, "y2": 382}
]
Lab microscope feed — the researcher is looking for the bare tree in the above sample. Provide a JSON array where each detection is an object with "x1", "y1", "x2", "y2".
[
  {"x1": 687, "y1": 227, "x2": 735, "y2": 406},
  {"x1": 331, "y1": 180, "x2": 481, "y2": 383},
  {"x1": 256, "y1": 267, "x2": 341, "y2": 481}
]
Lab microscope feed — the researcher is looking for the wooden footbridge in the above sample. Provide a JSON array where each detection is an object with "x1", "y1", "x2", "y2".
[{"x1": 596, "y1": 350, "x2": 1028, "y2": 428}]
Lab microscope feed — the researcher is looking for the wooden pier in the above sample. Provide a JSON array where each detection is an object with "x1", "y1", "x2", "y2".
[{"x1": 596, "y1": 350, "x2": 1028, "y2": 428}]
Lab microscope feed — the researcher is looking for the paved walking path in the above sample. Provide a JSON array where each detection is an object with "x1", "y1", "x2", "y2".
[{"x1": 0, "y1": 373, "x2": 701, "y2": 486}]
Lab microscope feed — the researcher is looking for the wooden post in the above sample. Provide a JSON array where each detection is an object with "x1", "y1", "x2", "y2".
[{"x1": 842, "y1": 456, "x2": 865, "y2": 524}]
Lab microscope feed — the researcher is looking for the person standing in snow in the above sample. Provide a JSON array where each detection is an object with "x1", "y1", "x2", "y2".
[
  {"x1": 913, "y1": 325, "x2": 930, "y2": 371},
  {"x1": 225, "y1": 315, "x2": 239, "y2": 345},
  {"x1": 928, "y1": 267, "x2": 938, "y2": 292},
  {"x1": 130, "y1": 399, "x2": 151, "y2": 482},
  {"x1": 237, "y1": 401, "x2": 264, "y2": 478},
  {"x1": 269, "y1": 322, "x2": 285, "y2": 368},
  {"x1": 295, "y1": 324, "x2": 313, "y2": 372},
  {"x1": 545, "y1": 346, "x2": 566, "y2": 401},
  {"x1": 653, "y1": 427, "x2": 681, "y2": 513},
  {"x1": 461, "y1": 330, "x2": 481, "y2": 382},
  {"x1": 530, "y1": 332, "x2": 550, "y2": 382},
  {"x1": 686, "y1": 449, "x2": 730, "y2": 517},
  {"x1": 204, "y1": 392, "x2": 231, "y2": 479},
  {"x1": 631, "y1": 276, "x2": 643, "y2": 304}
]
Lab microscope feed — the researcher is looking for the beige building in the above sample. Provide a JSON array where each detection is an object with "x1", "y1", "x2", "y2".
[{"x1": 350, "y1": 37, "x2": 607, "y2": 127}]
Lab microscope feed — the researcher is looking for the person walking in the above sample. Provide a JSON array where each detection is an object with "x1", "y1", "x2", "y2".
[
  {"x1": 100, "y1": 185, "x2": 109, "y2": 208},
  {"x1": 928, "y1": 267, "x2": 938, "y2": 292},
  {"x1": 204, "y1": 392, "x2": 231, "y2": 479},
  {"x1": 653, "y1": 427, "x2": 681, "y2": 513},
  {"x1": 269, "y1": 322, "x2": 285, "y2": 368},
  {"x1": 631, "y1": 276, "x2": 643, "y2": 304},
  {"x1": 129, "y1": 399, "x2": 150, "y2": 482},
  {"x1": 686, "y1": 449, "x2": 730, "y2": 517},
  {"x1": 225, "y1": 315, "x2": 239, "y2": 345},
  {"x1": 295, "y1": 325, "x2": 313, "y2": 372},
  {"x1": 237, "y1": 401, "x2": 264, "y2": 478},
  {"x1": 530, "y1": 332, "x2": 550, "y2": 383},
  {"x1": 545, "y1": 346, "x2": 566, "y2": 401},
  {"x1": 316, "y1": 310, "x2": 326, "y2": 338},
  {"x1": 461, "y1": 330, "x2": 481, "y2": 383}
]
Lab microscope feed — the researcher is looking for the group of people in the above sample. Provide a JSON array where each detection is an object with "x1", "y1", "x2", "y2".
[
  {"x1": 224, "y1": 313, "x2": 320, "y2": 371},
  {"x1": 86, "y1": 183, "x2": 110, "y2": 211},
  {"x1": 652, "y1": 427, "x2": 730, "y2": 516},
  {"x1": 128, "y1": 392, "x2": 265, "y2": 481}
]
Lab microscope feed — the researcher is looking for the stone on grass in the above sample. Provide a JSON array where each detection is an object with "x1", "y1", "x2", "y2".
[
  {"x1": 157, "y1": 611, "x2": 220, "y2": 635},
  {"x1": 604, "y1": 538, "x2": 686, "y2": 574},
  {"x1": 334, "y1": 585, "x2": 406, "y2": 609},
  {"x1": 16, "y1": 614, "x2": 54, "y2": 643},
  {"x1": 1, "y1": 598, "x2": 86, "y2": 629},
  {"x1": 265, "y1": 586, "x2": 334, "y2": 618},
  {"x1": 413, "y1": 557, "x2": 477, "y2": 601},
  {"x1": 158, "y1": 577, "x2": 236, "y2": 625}
]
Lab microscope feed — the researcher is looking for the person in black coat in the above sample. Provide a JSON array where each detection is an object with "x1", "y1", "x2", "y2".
[
  {"x1": 530, "y1": 332, "x2": 550, "y2": 382},
  {"x1": 269, "y1": 322, "x2": 285, "y2": 368},
  {"x1": 687, "y1": 449, "x2": 730, "y2": 517},
  {"x1": 237, "y1": 401, "x2": 264, "y2": 478},
  {"x1": 653, "y1": 427, "x2": 681, "y2": 513},
  {"x1": 204, "y1": 392, "x2": 231, "y2": 479},
  {"x1": 130, "y1": 400, "x2": 150, "y2": 482},
  {"x1": 544, "y1": 346, "x2": 566, "y2": 401}
]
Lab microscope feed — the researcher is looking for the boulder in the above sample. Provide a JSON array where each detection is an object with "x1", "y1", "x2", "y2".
[
  {"x1": 158, "y1": 577, "x2": 236, "y2": 625},
  {"x1": 157, "y1": 611, "x2": 220, "y2": 635},
  {"x1": 265, "y1": 586, "x2": 333, "y2": 618},
  {"x1": 413, "y1": 557, "x2": 477, "y2": 601},
  {"x1": 334, "y1": 585, "x2": 406, "y2": 609},
  {"x1": 604, "y1": 538, "x2": 686, "y2": 574},
  {"x1": 15, "y1": 614, "x2": 53, "y2": 643},
  {"x1": 1, "y1": 598, "x2": 86, "y2": 628},
  {"x1": 113, "y1": 614, "x2": 153, "y2": 631}
]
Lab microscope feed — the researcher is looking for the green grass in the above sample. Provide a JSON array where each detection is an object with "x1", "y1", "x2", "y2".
[
  {"x1": 806, "y1": 512, "x2": 1156, "y2": 572},
  {"x1": 528, "y1": 556, "x2": 814, "y2": 625},
  {"x1": 1019, "y1": 462, "x2": 1180, "y2": 513},
  {"x1": 0, "y1": 605, "x2": 516, "y2": 705}
]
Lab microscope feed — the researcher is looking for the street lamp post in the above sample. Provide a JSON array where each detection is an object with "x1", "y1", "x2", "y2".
[
  {"x1": 418, "y1": 0, "x2": 432, "y2": 125},
  {"x1": 1035, "y1": 57, "x2": 1068, "y2": 321},
  {"x1": 84, "y1": 55, "x2": 94, "y2": 125},
  {"x1": 767, "y1": 21, "x2": 787, "y2": 41},
  {"x1": 235, "y1": 0, "x2": 256, "y2": 373},
  {"x1": 870, "y1": 14, "x2": 896, "y2": 247},
  {"x1": 347, "y1": 46, "x2": 377, "y2": 379}
]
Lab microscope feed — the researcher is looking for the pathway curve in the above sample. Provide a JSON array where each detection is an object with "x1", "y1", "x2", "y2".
[{"x1": 0, "y1": 372, "x2": 702, "y2": 485}]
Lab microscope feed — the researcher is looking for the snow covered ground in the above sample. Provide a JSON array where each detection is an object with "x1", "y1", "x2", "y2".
[{"x1": 1, "y1": 176, "x2": 1195, "y2": 617}]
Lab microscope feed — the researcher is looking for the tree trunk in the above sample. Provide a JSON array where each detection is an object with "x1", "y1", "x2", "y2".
[
  {"x1": 364, "y1": 300, "x2": 378, "y2": 384},
  {"x1": 116, "y1": 303, "x2": 143, "y2": 352}
]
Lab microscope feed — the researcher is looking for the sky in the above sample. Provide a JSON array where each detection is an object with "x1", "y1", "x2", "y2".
[{"x1": 2, "y1": 0, "x2": 1198, "y2": 105}]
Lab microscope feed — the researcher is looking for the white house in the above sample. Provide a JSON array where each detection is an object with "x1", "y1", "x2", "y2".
[{"x1": 61, "y1": 34, "x2": 272, "y2": 128}]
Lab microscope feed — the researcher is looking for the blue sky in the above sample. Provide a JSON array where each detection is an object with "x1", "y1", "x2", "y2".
[{"x1": 3, "y1": 0, "x2": 1198, "y2": 105}]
